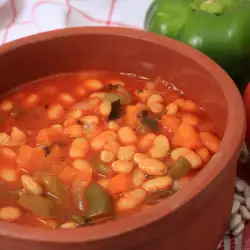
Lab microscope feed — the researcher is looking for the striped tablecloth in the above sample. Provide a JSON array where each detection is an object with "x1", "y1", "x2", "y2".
[{"x1": 0, "y1": 0, "x2": 248, "y2": 249}]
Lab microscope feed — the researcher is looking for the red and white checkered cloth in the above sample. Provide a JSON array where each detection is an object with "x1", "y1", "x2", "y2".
[{"x1": 0, "y1": 0, "x2": 248, "y2": 249}]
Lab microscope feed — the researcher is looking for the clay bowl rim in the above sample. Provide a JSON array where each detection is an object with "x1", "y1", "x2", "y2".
[{"x1": 0, "y1": 27, "x2": 245, "y2": 243}]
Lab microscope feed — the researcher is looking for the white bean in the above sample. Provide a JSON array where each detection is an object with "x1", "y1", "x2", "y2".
[
  {"x1": 21, "y1": 175, "x2": 43, "y2": 195},
  {"x1": 232, "y1": 222, "x2": 245, "y2": 237},
  {"x1": 148, "y1": 135, "x2": 169, "y2": 159},
  {"x1": 0, "y1": 168, "x2": 17, "y2": 182},
  {"x1": 138, "y1": 133, "x2": 156, "y2": 151},
  {"x1": 235, "y1": 179, "x2": 247, "y2": 193},
  {"x1": 240, "y1": 205, "x2": 250, "y2": 220},
  {"x1": 9, "y1": 127, "x2": 27, "y2": 146},
  {"x1": 91, "y1": 131, "x2": 117, "y2": 151},
  {"x1": 107, "y1": 121, "x2": 120, "y2": 131},
  {"x1": 147, "y1": 94, "x2": 164, "y2": 114},
  {"x1": 116, "y1": 188, "x2": 146, "y2": 212},
  {"x1": 60, "y1": 222, "x2": 78, "y2": 229},
  {"x1": 104, "y1": 141, "x2": 120, "y2": 156},
  {"x1": 229, "y1": 213, "x2": 242, "y2": 230},
  {"x1": 81, "y1": 115, "x2": 99, "y2": 125},
  {"x1": 72, "y1": 159, "x2": 92, "y2": 174},
  {"x1": 134, "y1": 153, "x2": 166, "y2": 176},
  {"x1": 231, "y1": 200, "x2": 240, "y2": 215},
  {"x1": 132, "y1": 168, "x2": 146, "y2": 187},
  {"x1": 47, "y1": 103, "x2": 64, "y2": 120},
  {"x1": 68, "y1": 109, "x2": 83, "y2": 119},
  {"x1": 0, "y1": 133, "x2": 11, "y2": 145},
  {"x1": 0, "y1": 100, "x2": 13, "y2": 112},
  {"x1": 245, "y1": 197, "x2": 250, "y2": 210},
  {"x1": 69, "y1": 138, "x2": 89, "y2": 159},
  {"x1": 112, "y1": 160, "x2": 134, "y2": 174},
  {"x1": 100, "y1": 150, "x2": 115, "y2": 163},
  {"x1": 24, "y1": 94, "x2": 40, "y2": 106},
  {"x1": 234, "y1": 194, "x2": 245, "y2": 204},
  {"x1": 99, "y1": 101, "x2": 111, "y2": 116},
  {"x1": 117, "y1": 146, "x2": 136, "y2": 161},
  {"x1": 142, "y1": 176, "x2": 173, "y2": 192},
  {"x1": 0, "y1": 206, "x2": 21, "y2": 221},
  {"x1": 59, "y1": 93, "x2": 75, "y2": 105},
  {"x1": 118, "y1": 127, "x2": 137, "y2": 145},
  {"x1": 244, "y1": 185, "x2": 250, "y2": 198},
  {"x1": 84, "y1": 79, "x2": 104, "y2": 91},
  {"x1": 165, "y1": 102, "x2": 178, "y2": 115}
]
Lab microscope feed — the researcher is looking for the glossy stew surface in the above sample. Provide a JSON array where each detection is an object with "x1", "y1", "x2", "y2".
[{"x1": 0, "y1": 71, "x2": 221, "y2": 229}]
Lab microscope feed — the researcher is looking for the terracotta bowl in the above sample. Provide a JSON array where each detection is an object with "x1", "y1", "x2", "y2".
[{"x1": 0, "y1": 27, "x2": 245, "y2": 250}]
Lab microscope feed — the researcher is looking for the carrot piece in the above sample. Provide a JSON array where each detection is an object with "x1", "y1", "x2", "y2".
[
  {"x1": 107, "y1": 174, "x2": 132, "y2": 194},
  {"x1": 58, "y1": 166, "x2": 78, "y2": 183},
  {"x1": 172, "y1": 121, "x2": 203, "y2": 149},
  {"x1": 199, "y1": 132, "x2": 221, "y2": 153},
  {"x1": 161, "y1": 115, "x2": 181, "y2": 133},
  {"x1": 36, "y1": 127, "x2": 66, "y2": 145},
  {"x1": 41, "y1": 145, "x2": 62, "y2": 170},
  {"x1": 125, "y1": 105, "x2": 141, "y2": 128},
  {"x1": 16, "y1": 145, "x2": 45, "y2": 171}
]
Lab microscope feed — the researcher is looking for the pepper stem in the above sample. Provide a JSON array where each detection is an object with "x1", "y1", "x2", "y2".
[{"x1": 199, "y1": 0, "x2": 226, "y2": 14}]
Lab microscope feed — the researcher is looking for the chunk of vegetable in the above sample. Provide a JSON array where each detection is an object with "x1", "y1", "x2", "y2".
[
  {"x1": 161, "y1": 114, "x2": 181, "y2": 132},
  {"x1": 168, "y1": 157, "x2": 192, "y2": 179},
  {"x1": 125, "y1": 105, "x2": 141, "y2": 128},
  {"x1": 92, "y1": 160, "x2": 112, "y2": 176},
  {"x1": 108, "y1": 99, "x2": 121, "y2": 121},
  {"x1": 107, "y1": 173, "x2": 132, "y2": 194},
  {"x1": 72, "y1": 175, "x2": 88, "y2": 212},
  {"x1": 72, "y1": 214, "x2": 86, "y2": 225},
  {"x1": 85, "y1": 183, "x2": 114, "y2": 221},
  {"x1": 43, "y1": 176, "x2": 67, "y2": 201},
  {"x1": 18, "y1": 195, "x2": 55, "y2": 218},
  {"x1": 145, "y1": 189, "x2": 174, "y2": 204},
  {"x1": 36, "y1": 127, "x2": 66, "y2": 145},
  {"x1": 106, "y1": 85, "x2": 131, "y2": 105},
  {"x1": 172, "y1": 122, "x2": 203, "y2": 149},
  {"x1": 16, "y1": 145, "x2": 45, "y2": 171},
  {"x1": 103, "y1": 93, "x2": 122, "y2": 103},
  {"x1": 141, "y1": 116, "x2": 159, "y2": 132},
  {"x1": 58, "y1": 166, "x2": 78, "y2": 183}
]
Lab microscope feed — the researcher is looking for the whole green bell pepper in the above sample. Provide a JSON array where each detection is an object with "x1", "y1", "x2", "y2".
[{"x1": 145, "y1": 0, "x2": 250, "y2": 92}]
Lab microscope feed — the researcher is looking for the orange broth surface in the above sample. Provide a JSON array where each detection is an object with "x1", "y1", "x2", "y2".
[{"x1": 0, "y1": 71, "x2": 221, "y2": 229}]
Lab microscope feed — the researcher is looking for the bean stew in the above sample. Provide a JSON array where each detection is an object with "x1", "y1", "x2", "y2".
[{"x1": 0, "y1": 71, "x2": 221, "y2": 229}]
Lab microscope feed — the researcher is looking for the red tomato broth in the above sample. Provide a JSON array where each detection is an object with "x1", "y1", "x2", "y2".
[{"x1": 0, "y1": 71, "x2": 221, "y2": 228}]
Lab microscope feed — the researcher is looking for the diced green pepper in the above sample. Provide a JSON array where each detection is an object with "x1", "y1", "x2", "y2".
[
  {"x1": 85, "y1": 183, "x2": 114, "y2": 221},
  {"x1": 103, "y1": 93, "x2": 122, "y2": 103},
  {"x1": 18, "y1": 195, "x2": 56, "y2": 218},
  {"x1": 146, "y1": 189, "x2": 174, "y2": 204},
  {"x1": 92, "y1": 161, "x2": 112, "y2": 176},
  {"x1": 104, "y1": 85, "x2": 132, "y2": 105},
  {"x1": 168, "y1": 157, "x2": 191, "y2": 179},
  {"x1": 43, "y1": 176, "x2": 67, "y2": 202},
  {"x1": 72, "y1": 214, "x2": 86, "y2": 226}
]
